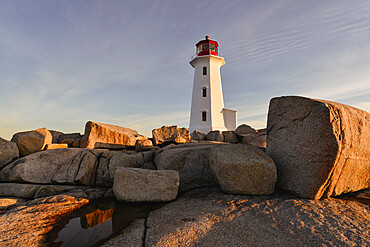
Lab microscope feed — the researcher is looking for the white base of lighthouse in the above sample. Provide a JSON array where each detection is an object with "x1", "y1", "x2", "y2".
[{"x1": 189, "y1": 55, "x2": 237, "y2": 133}]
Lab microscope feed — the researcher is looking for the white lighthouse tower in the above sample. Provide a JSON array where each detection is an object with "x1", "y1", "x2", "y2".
[{"x1": 189, "y1": 36, "x2": 237, "y2": 133}]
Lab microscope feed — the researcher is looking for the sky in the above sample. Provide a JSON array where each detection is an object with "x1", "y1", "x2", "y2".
[{"x1": 0, "y1": 0, "x2": 369, "y2": 140}]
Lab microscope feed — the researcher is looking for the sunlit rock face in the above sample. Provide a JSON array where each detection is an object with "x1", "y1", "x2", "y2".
[
  {"x1": 266, "y1": 96, "x2": 370, "y2": 199},
  {"x1": 0, "y1": 137, "x2": 19, "y2": 169},
  {"x1": 152, "y1": 125, "x2": 191, "y2": 146},
  {"x1": 80, "y1": 121, "x2": 148, "y2": 149},
  {"x1": 0, "y1": 195, "x2": 88, "y2": 247},
  {"x1": 11, "y1": 128, "x2": 52, "y2": 157}
]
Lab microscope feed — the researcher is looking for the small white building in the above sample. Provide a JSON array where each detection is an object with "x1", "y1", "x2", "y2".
[{"x1": 189, "y1": 36, "x2": 237, "y2": 133}]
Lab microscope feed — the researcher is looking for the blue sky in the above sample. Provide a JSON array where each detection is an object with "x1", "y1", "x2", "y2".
[{"x1": 1, "y1": 0, "x2": 369, "y2": 140}]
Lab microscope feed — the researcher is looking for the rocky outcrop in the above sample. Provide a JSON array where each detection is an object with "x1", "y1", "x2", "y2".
[
  {"x1": 210, "y1": 144, "x2": 276, "y2": 195},
  {"x1": 266, "y1": 96, "x2": 370, "y2": 199},
  {"x1": 0, "y1": 148, "x2": 154, "y2": 187},
  {"x1": 155, "y1": 143, "x2": 225, "y2": 191},
  {"x1": 0, "y1": 137, "x2": 19, "y2": 169},
  {"x1": 242, "y1": 133, "x2": 267, "y2": 148},
  {"x1": 206, "y1": 130, "x2": 224, "y2": 142},
  {"x1": 145, "y1": 187, "x2": 370, "y2": 246},
  {"x1": 191, "y1": 130, "x2": 206, "y2": 141},
  {"x1": 222, "y1": 131, "x2": 239, "y2": 143},
  {"x1": 80, "y1": 121, "x2": 148, "y2": 149},
  {"x1": 11, "y1": 128, "x2": 52, "y2": 157},
  {"x1": 152, "y1": 125, "x2": 190, "y2": 146},
  {"x1": 0, "y1": 195, "x2": 89, "y2": 247},
  {"x1": 234, "y1": 124, "x2": 257, "y2": 137},
  {"x1": 113, "y1": 168, "x2": 179, "y2": 202}
]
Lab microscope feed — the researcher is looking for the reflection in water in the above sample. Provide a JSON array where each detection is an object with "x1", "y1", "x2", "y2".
[
  {"x1": 81, "y1": 208, "x2": 114, "y2": 229},
  {"x1": 46, "y1": 199, "x2": 164, "y2": 247}
]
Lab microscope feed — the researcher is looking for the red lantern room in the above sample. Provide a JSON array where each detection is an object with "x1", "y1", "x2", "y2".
[{"x1": 196, "y1": 35, "x2": 219, "y2": 56}]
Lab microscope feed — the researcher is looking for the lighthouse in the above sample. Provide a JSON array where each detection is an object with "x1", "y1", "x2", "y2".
[{"x1": 189, "y1": 36, "x2": 237, "y2": 133}]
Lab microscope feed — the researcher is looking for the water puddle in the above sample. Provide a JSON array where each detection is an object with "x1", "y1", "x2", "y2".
[{"x1": 46, "y1": 199, "x2": 165, "y2": 247}]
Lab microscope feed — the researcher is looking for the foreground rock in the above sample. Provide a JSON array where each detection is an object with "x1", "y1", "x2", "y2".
[
  {"x1": 0, "y1": 137, "x2": 19, "y2": 169},
  {"x1": 152, "y1": 125, "x2": 191, "y2": 146},
  {"x1": 210, "y1": 144, "x2": 276, "y2": 195},
  {"x1": 101, "y1": 219, "x2": 145, "y2": 247},
  {"x1": 145, "y1": 187, "x2": 370, "y2": 246},
  {"x1": 266, "y1": 96, "x2": 370, "y2": 199},
  {"x1": 11, "y1": 128, "x2": 52, "y2": 157},
  {"x1": 0, "y1": 195, "x2": 88, "y2": 247},
  {"x1": 113, "y1": 168, "x2": 179, "y2": 202},
  {"x1": 80, "y1": 121, "x2": 148, "y2": 149},
  {"x1": 0, "y1": 148, "x2": 153, "y2": 187},
  {"x1": 155, "y1": 143, "x2": 226, "y2": 191}
]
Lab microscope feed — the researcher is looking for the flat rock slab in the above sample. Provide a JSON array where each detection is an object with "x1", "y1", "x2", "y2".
[
  {"x1": 210, "y1": 144, "x2": 277, "y2": 195},
  {"x1": 44, "y1": 143, "x2": 68, "y2": 150},
  {"x1": 113, "y1": 168, "x2": 179, "y2": 202},
  {"x1": 266, "y1": 96, "x2": 370, "y2": 199},
  {"x1": 145, "y1": 187, "x2": 370, "y2": 247},
  {"x1": 0, "y1": 195, "x2": 88, "y2": 247}
]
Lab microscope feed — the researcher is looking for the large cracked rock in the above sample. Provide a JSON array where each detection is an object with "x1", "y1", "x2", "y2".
[
  {"x1": 155, "y1": 143, "x2": 226, "y2": 191},
  {"x1": 11, "y1": 128, "x2": 52, "y2": 157},
  {"x1": 0, "y1": 148, "x2": 154, "y2": 187},
  {"x1": 80, "y1": 121, "x2": 148, "y2": 149},
  {"x1": 0, "y1": 137, "x2": 19, "y2": 169},
  {"x1": 266, "y1": 96, "x2": 370, "y2": 199},
  {"x1": 145, "y1": 187, "x2": 370, "y2": 246}
]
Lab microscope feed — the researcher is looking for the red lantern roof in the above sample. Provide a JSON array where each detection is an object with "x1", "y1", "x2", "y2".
[{"x1": 195, "y1": 36, "x2": 219, "y2": 56}]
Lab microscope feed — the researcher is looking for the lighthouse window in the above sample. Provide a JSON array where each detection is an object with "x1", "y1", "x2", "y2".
[
  {"x1": 202, "y1": 111, "x2": 207, "y2": 121},
  {"x1": 203, "y1": 67, "x2": 207, "y2": 75},
  {"x1": 202, "y1": 88, "x2": 207, "y2": 97},
  {"x1": 210, "y1": 43, "x2": 216, "y2": 52},
  {"x1": 201, "y1": 43, "x2": 209, "y2": 51}
]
